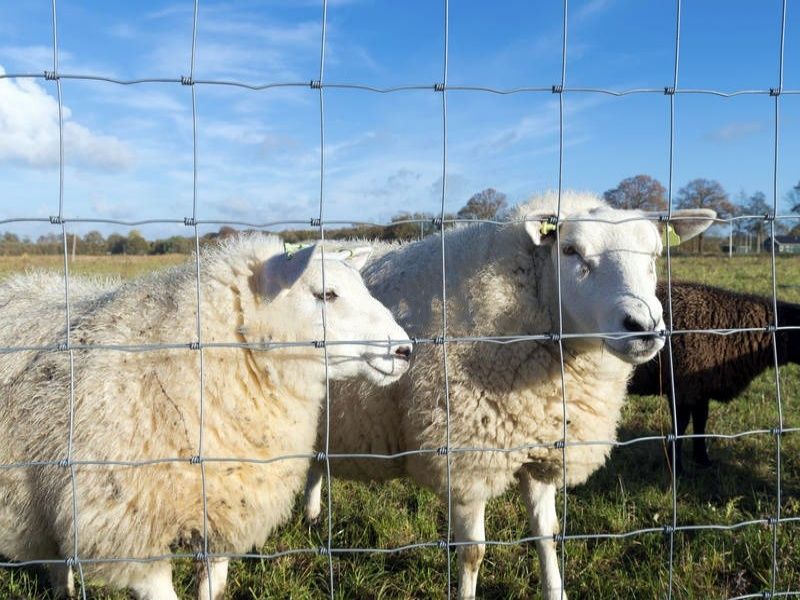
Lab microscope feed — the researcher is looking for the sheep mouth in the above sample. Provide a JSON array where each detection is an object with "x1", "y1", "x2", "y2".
[
  {"x1": 605, "y1": 336, "x2": 664, "y2": 365},
  {"x1": 365, "y1": 354, "x2": 410, "y2": 378}
]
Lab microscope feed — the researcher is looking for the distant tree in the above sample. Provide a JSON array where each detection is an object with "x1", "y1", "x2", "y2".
[
  {"x1": 745, "y1": 191, "x2": 772, "y2": 251},
  {"x1": 457, "y1": 188, "x2": 508, "y2": 221},
  {"x1": 217, "y1": 226, "x2": 238, "y2": 240},
  {"x1": 107, "y1": 233, "x2": 125, "y2": 254},
  {"x1": 152, "y1": 236, "x2": 194, "y2": 254},
  {"x1": 603, "y1": 175, "x2": 667, "y2": 211},
  {"x1": 676, "y1": 178, "x2": 733, "y2": 253},
  {"x1": 125, "y1": 230, "x2": 150, "y2": 255},
  {"x1": 386, "y1": 212, "x2": 436, "y2": 241},
  {"x1": 81, "y1": 230, "x2": 106, "y2": 255},
  {"x1": 788, "y1": 180, "x2": 800, "y2": 213}
]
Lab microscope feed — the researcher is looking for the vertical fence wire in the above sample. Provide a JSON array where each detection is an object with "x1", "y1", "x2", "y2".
[
  {"x1": 663, "y1": 0, "x2": 683, "y2": 597},
  {"x1": 437, "y1": 0, "x2": 455, "y2": 593},
  {"x1": 182, "y1": 2, "x2": 216, "y2": 599},
  {"x1": 49, "y1": 0, "x2": 88, "y2": 597},
  {"x1": 768, "y1": 0, "x2": 789, "y2": 594},
  {"x1": 555, "y1": 1, "x2": 570, "y2": 597},
  {"x1": 315, "y1": 0, "x2": 337, "y2": 596}
]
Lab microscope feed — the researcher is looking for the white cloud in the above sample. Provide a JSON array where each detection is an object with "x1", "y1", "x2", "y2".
[
  {"x1": 705, "y1": 121, "x2": 764, "y2": 143},
  {"x1": 0, "y1": 66, "x2": 135, "y2": 171}
]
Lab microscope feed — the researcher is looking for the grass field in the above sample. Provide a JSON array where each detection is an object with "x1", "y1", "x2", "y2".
[{"x1": 1, "y1": 253, "x2": 799, "y2": 599}]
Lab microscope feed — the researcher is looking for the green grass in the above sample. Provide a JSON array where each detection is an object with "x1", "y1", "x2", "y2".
[{"x1": 1, "y1": 254, "x2": 799, "y2": 599}]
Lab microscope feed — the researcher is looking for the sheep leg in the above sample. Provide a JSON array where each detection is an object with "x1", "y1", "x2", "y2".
[
  {"x1": 690, "y1": 401, "x2": 712, "y2": 467},
  {"x1": 453, "y1": 500, "x2": 486, "y2": 600},
  {"x1": 48, "y1": 563, "x2": 75, "y2": 599},
  {"x1": 129, "y1": 562, "x2": 179, "y2": 600},
  {"x1": 197, "y1": 558, "x2": 229, "y2": 600},
  {"x1": 304, "y1": 462, "x2": 324, "y2": 523},
  {"x1": 518, "y1": 470, "x2": 566, "y2": 600},
  {"x1": 672, "y1": 403, "x2": 692, "y2": 476}
]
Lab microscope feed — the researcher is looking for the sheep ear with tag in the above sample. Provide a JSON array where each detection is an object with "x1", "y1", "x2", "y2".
[
  {"x1": 258, "y1": 245, "x2": 315, "y2": 301},
  {"x1": 325, "y1": 245, "x2": 372, "y2": 271},
  {"x1": 646, "y1": 209, "x2": 717, "y2": 247},
  {"x1": 524, "y1": 216, "x2": 558, "y2": 246}
]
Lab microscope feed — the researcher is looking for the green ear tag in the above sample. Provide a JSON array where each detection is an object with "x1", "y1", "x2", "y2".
[
  {"x1": 665, "y1": 224, "x2": 681, "y2": 247},
  {"x1": 539, "y1": 221, "x2": 557, "y2": 236},
  {"x1": 284, "y1": 241, "x2": 313, "y2": 259}
]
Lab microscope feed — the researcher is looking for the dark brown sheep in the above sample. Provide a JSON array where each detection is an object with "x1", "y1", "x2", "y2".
[{"x1": 628, "y1": 281, "x2": 800, "y2": 473}]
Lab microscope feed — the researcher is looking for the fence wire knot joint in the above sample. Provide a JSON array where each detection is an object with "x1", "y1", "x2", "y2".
[
  {"x1": 769, "y1": 87, "x2": 781, "y2": 96},
  {"x1": 436, "y1": 446, "x2": 449, "y2": 456},
  {"x1": 437, "y1": 540, "x2": 449, "y2": 551},
  {"x1": 310, "y1": 80, "x2": 322, "y2": 89},
  {"x1": 552, "y1": 84, "x2": 563, "y2": 94},
  {"x1": 665, "y1": 433, "x2": 676, "y2": 444},
  {"x1": 310, "y1": 217, "x2": 322, "y2": 227},
  {"x1": 434, "y1": 82, "x2": 445, "y2": 92},
  {"x1": 662, "y1": 524, "x2": 675, "y2": 536},
  {"x1": 317, "y1": 546, "x2": 329, "y2": 556},
  {"x1": 431, "y1": 216, "x2": 443, "y2": 228},
  {"x1": 57, "y1": 341, "x2": 69, "y2": 352},
  {"x1": 189, "y1": 455, "x2": 203, "y2": 465},
  {"x1": 432, "y1": 336, "x2": 445, "y2": 346},
  {"x1": 49, "y1": 215, "x2": 63, "y2": 225},
  {"x1": 313, "y1": 340, "x2": 325, "y2": 349},
  {"x1": 188, "y1": 341, "x2": 201, "y2": 351},
  {"x1": 664, "y1": 86, "x2": 676, "y2": 95},
  {"x1": 554, "y1": 439, "x2": 565, "y2": 450},
  {"x1": 770, "y1": 427, "x2": 783, "y2": 437},
  {"x1": 765, "y1": 324, "x2": 777, "y2": 333},
  {"x1": 314, "y1": 451, "x2": 327, "y2": 462},
  {"x1": 64, "y1": 557, "x2": 77, "y2": 567},
  {"x1": 548, "y1": 332, "x2": 562, "y2": 342},
  {"x1": 180, "y1": 75, "x2": 193, "y2": 86},
  {"x1": 183, "y1": 217, "x2": 197, "y2": 227},
  {"x1": 44, "y1": 70, "x2": 59, "y2": 81},
  {"x1": 57, "y1": 458, "x2": 71, "y2": 469},
  {"x1": 194, "y1": 552, "x2": 208, "y2": 562}
]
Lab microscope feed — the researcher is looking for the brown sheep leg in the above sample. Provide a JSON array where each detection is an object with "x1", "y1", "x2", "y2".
[
  {"x1": 670, "y1": 403, "x2": 692, "y2": 476},
  {"x1": 691, "y1": 401, "x2": 712, "y2": 467}
]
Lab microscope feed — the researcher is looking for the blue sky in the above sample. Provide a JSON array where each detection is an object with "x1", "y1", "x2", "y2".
[{"x1": 0, "y1": 0, "x2": 798, "y2": 239}]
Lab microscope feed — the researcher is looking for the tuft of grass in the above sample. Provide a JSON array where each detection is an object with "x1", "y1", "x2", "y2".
[{"x1": 0, "y1": 254, "x2": 798, "y2": 598}]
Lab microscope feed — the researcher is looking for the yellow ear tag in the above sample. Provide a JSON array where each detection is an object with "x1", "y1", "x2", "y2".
[
  {"x1": 539, "y1": 221, "x2": 557, "y2": 236},
  {"x1": 284, "y1": 241, "x2": 314, "y2": 259},
  {"x1": 665, "y1": 224, "x2": 681, "y2": 247}
]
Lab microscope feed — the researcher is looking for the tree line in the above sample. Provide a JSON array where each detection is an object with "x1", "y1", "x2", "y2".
[{"x1": 1, "y1": 179, "x2": 798, "y2": 256}]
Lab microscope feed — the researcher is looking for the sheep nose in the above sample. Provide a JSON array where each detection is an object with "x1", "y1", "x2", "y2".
[
  {"x1": 623, "y1": 314, "x2": 648, "y2": 333},
  {"x1": 394, "y1": 345, "x2": 412, "y2": 360}
]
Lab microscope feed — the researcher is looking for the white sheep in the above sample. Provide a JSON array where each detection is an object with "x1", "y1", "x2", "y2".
[
  {"x1": 0, "y1": 235, "x2": 412, "y2": 600},
  {"x1": 303, "y1": 192, "x2": 715, "y2": 599}
]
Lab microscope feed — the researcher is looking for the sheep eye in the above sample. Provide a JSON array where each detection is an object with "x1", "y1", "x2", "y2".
[
  {"x1": 562, "y1": 245, "x2": 577, "y2": 256},
  {"x1": 314, "y1": 290, "x2": 338, "y2": 302}
]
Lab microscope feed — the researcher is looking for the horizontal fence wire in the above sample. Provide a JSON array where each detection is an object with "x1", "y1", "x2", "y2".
[{"x1": 0, "y1": 0, "x2": 795, "y2": 598}]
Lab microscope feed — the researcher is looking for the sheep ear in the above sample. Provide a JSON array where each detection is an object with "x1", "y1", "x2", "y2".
[
  {"x1": 524, "y1": 217, "x2": 558, "y2": 246},
  {"x1": 259, "y1": 246, "x2": 314, "y2": 300},
  {"x1": 647, "y1": 209, "x2": 717, "y2": 246},
  {"x1": 324, "y1": 246, "x2": 372, "y2": 271},
  {"x1": 343, "y1": 245, "x2": 372, "y2": 271}
]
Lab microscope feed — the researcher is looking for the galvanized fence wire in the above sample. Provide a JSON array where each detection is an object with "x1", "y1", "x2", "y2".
[{"x1": 0, "y1": 0, "x2": 797, "y2": 598}]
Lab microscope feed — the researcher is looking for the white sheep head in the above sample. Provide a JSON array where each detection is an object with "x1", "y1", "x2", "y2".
[
  {"x1": 249, "y1": 243, "x2": 412, "y2": 388},
  {"x1": 525, "y1": 207, "x2": 716, "y2": 364}
]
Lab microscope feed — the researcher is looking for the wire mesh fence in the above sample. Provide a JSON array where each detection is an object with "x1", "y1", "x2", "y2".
[{"x1": 0, "y1": 0, "x2": 798, "y2": 598}]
